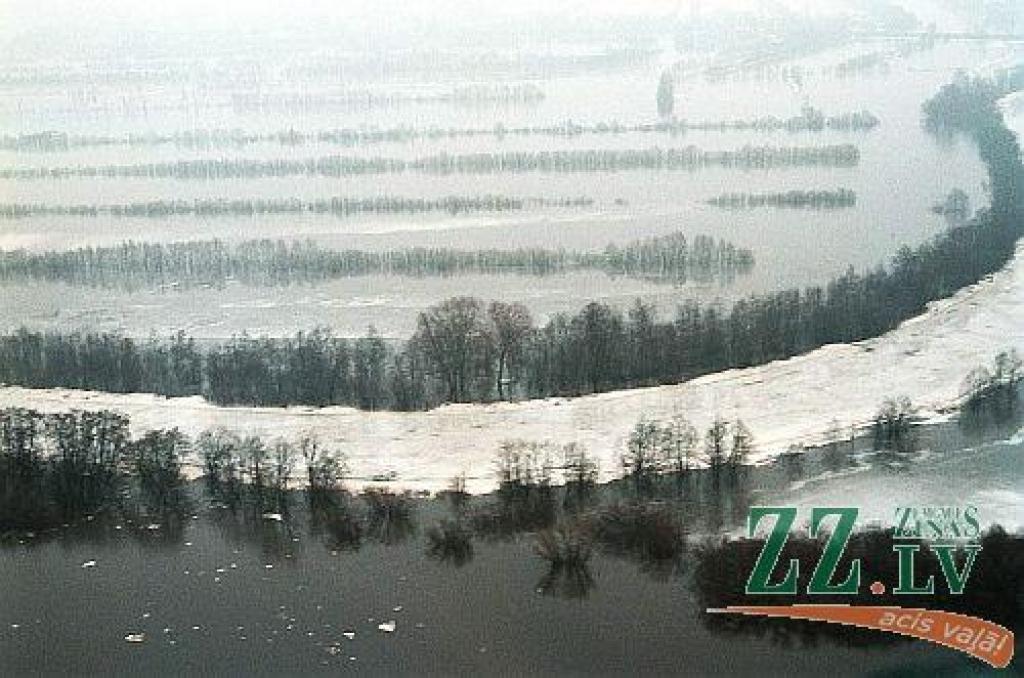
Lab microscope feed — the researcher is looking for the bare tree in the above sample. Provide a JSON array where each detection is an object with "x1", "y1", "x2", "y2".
[
  {"x1": 703, "y1": 416, "x2": 729, "y2": 470},
  {"x1": 728, "y1": 419, "x2": 754, "y2": 468},
  {"x1": 413, "y1": 297, "x2": 492, "y2": 402},
  {"x1": 622, "y1": 417, "x2": 661, "y2": 496},
  {"x1": 659, "y1": 413, "x2": 698, "y2": 494},
  {"x1": 270, "y1": 440, "x2": 296, "y2": 492},
  {"x1": 299, "y1": 433, "x2": 348, "y2": 493},
  {"x1": 488, "y1": 301, "x2": 533, "y2": 400}
]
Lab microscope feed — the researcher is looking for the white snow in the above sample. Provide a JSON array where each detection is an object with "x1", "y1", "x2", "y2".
[{"x1": 2, "y1": 239, "x2": 1023, "y2": 495}]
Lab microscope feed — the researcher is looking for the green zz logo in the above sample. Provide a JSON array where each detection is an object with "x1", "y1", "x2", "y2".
[{"x1": 745, "y1": 507, "x2": 861, "y2": 595}]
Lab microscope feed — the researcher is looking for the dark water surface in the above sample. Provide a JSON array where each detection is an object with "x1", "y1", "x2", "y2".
[{"x1": 2, "y1": 421, "x2": 1020, "y2": 676}]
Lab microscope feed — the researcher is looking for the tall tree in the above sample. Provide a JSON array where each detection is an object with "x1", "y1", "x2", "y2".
[
  {"x1": 488, "y1": 301, "x2": 533, "y2": 400},
  {"x1": 413, "y1": 297, "x2": 491, "y2": 402}
]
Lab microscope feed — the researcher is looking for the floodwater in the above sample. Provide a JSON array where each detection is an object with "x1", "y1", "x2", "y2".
[
  {"x1": 1, "y1": 418, "x2": 1019, "y2": 676},
  {"x1": 2, "y1": 40, "x2": 1022, "y2": 337}
]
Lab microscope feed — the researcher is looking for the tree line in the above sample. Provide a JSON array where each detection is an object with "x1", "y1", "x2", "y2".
[
  {"x1": 706, "y1": 188, "x2": 857, "y2": 210},
  {"x1": 0, "y1": 107, "x2": 879, "y2": 153},
  {"x1": 0, "y1": 144, "x2": 861, "y2": 180},
  {"x1": 230, "y1": 83, "x2": 546, "y2": 114},
  {"x1": 0, "y1": 195, "x2": 593, "y2": 220},
  {"x1": 0, "y1": 233, "x2": 754, "y2": 289}
]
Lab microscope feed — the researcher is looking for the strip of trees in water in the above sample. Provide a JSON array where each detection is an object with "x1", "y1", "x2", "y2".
[
  {"x1": 0, "y1": 77, "x2": 1019, "y2": 411},
  {"x1": 0, "y1": 108, "x2": 879, "y2": 153},
  {"x1": 0, "y1": 144, "x2": 861, "y2": 180},
  {"x1": 706, "y1": 188, "x2": 857, "y2": 210},
  {"x1": 0, "y1": 195, "x2": 591, "y2": 220},
  {"x1": 0, "y1": 233, "x2": 754, "y2": 289}
]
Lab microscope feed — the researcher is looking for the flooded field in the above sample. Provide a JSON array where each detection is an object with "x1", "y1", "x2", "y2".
[
  {"x1": 2, "y1": 38, "x2": 1019, "y2": 337},
  {"x1": 3, "y1": 2, "x2": 1024, "y2": 675}
]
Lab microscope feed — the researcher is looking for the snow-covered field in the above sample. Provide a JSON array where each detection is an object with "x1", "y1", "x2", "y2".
[{"x1": 2, "y1": 236, "x2": 1022, "y2": 494}]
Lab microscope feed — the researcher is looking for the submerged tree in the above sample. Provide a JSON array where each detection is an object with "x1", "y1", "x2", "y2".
[{"x1": 657, "y1": 72, "x2": 675, "y2": 118}]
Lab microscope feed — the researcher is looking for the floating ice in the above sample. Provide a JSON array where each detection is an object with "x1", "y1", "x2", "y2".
[{"x1": 377, "y1": 621, "x2": 396, "y2": 633}]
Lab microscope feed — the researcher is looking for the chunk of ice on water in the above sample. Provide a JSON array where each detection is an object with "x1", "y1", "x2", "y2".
[
  {"x1": 377, "y1": 621, "x2": 396, "y2": 633},
  {"x1": 124, "y1": 633, "x2": 145, "y2": 643},
  {"x1": 81, "y1": 560, "x2": 97, "y2": 569}
]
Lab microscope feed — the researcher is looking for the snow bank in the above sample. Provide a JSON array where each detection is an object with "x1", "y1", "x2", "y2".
[{"x1": 2, "y1": 239, "x2": 1023, "y2": 494}]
